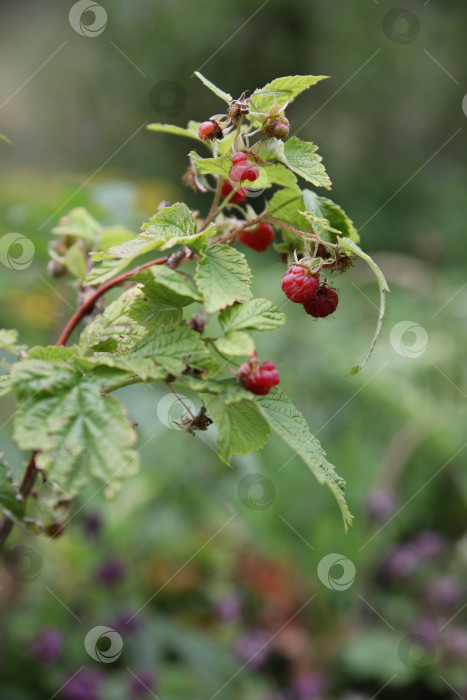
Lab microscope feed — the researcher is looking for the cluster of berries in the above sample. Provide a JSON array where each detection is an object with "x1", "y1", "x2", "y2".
[
  {"x1": 238, "y1": 353, "x2": 280, "y2": 396},
  {"x1": 282, "y1": 265, "x2": 338, "y2": 318},
  {"x1": 219, "y1": 151, "x2": 261, "y2": 206}
]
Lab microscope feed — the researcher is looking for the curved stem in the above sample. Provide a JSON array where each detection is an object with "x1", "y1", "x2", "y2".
[
  {"x1": 0, "y1": 253, "x2": 175, "y2": 547},
  {"x1": 55, "y1": 256, "x2": 168, "y2": 346}
]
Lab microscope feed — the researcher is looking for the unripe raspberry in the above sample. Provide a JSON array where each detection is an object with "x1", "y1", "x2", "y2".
[
  {"x1": 231, "y1": 152, "x2": 248, "y2": 165},
  {"x1": 243, "y1": 361, "x2": 280, "y2": 395},
  {"x1": 303, "y1": 285, "x2": 338, "y2": 318},
  {"x1": 198, "y1": 120, "x2": 223, "y2": 141},
  {"x1": 221, "y1": 180, "x2": 247, "y2": 204},
  {"x1": 198, "y1": 121, "x2": 215, "y2": 140},
  {"x1": 238, "y1": 223, "x2": 274, "y2": 252},
  {"x1": 229, "y1": 163, "x2": 259, "y2": 183},
  {"x1": 281, "y1": 265, "x2": 319, "y2": 303},
  {"x1": 263, "y1": 115, "x2": 290, "y2": 140}
]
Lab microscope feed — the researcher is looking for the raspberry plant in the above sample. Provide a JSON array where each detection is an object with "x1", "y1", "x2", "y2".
[{"x1": 0, "y1": 73, "x2": 389, "y2": 544}]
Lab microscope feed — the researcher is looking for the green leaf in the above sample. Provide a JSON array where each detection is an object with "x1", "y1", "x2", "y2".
[
  {"x1": 195, "y1": 244, "x2": 252, "y2": 313},
  {"x1": 214, "y1": 331, "x2": 255, "y2": 357},
  {"x1": 136, "y1": 265, "x2": 202, "y2": 303},
  {"x1": 98, "y1": 225, "x2": 137, "y2": 251},
  {"x1": 11, "y1": 361, "x2": 139, "y2": 498},
  {"x1": 189, "y1": 151, "x2": 231, "y2": 179},
  {"x1": 175, "y1": 376, "x2": 254, "y2": 402},
  {"x1": 128, "y1": 325, "x2": 214, "y2": 377},
  {"x1": 338, "y1": 237, "x2": 389, "y2": 375},
  {"x1": 280, "y1": 137, "x2": 331, "y2": 189},
  {"x1": 256, "y1": 388, "x2": 353, "y2": 530},
  {"x1": 87, "y1": 204, "x2": 205, "y2": 285},
  {"x1": 80, "y1": 287, "x2": 147, "y2": 353},
  {"x1": 27, "y1": 346, "x2": 78, "y2": 361},
  {"x1": 0, "y1": 133, "x2": 11, "y2": 145},
  {"x1": 194, "y1": 71, "x2": 233, "y2": 104},
  {"x1": 267, "y1": 188, "x2": 311, "y2": 255},
  {"x1": 202, "y1": 394, "x2": 270, "y2": 464},
  {"x1": 51, "y1": 207, "x2": 102, "y2": 240},
  {"x1": 249, "y1": 75, "x2": 328, "y2": 114},
  {"x1": 146, "y1": 122, "x2": 201, "y2": 142},
  {"x1": 302, "y1": 190, "x2": 359, "y2": 242},
  {"x1": 65, "y1": 242, "x2": 87, "y2": 280},
  {"x1": 0, "y1": 458, "x2": 25, "y2": 520},
  {"x1": 0, "y1": 329, "x2": 24, "y2": 355},
  {"x1": 0, "y1": 374, "x2": 13, "y2": 397},
  {"x1": 219, "y1": 298, "x2": 286, "y2": 333}
]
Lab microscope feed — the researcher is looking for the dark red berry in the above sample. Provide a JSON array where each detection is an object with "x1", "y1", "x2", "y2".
[
  {"x1": 221, "y1": 180, "x2": 247, "y2": 204},
  {"x1": 243, "y1": 361, "x2": 280, "y2": 396},
  {"x1": 238, "y1": 223, "x2": 274, "y2": 252},
  {"x1": 231, "y1": 152, "x2": 248, "y2": 165},
  {"x1": 281, "y1": 265, "x2": 319, "y2": 303},
  {"x1": 229, "y1": 163, "x2": 260, "y2": 183},
  {"x1": 303, "y1": 285, "x2": 339, "y2": 318},
  {"x1": 198, "y1": 121, "x2": 216, "y2": 140}
]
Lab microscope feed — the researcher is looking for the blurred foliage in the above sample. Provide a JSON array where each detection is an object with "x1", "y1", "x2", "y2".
[{"x1": 0, "y1": 0, "x2": 466, "y2": 699}]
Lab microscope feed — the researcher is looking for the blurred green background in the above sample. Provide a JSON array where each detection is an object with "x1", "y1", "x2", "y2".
[{"x1": 0, "y1": 1, "x2": 466, "y2": 699}]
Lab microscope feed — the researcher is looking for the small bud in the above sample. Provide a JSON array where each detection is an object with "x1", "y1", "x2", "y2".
[{"x1": 263, "y1": 115, "x2": 290, "y2": 140}]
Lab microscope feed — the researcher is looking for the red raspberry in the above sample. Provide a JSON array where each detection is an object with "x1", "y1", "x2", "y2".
[
  {"x1": 229, "y1": 163, "x2": 260, "y2": 183},
  {"x1": 198, "y1": 121, "x2": 216, "y2": 140},
  {"x1": 281, "y1": 265, "x2": 319, "y2": 303},
  {"x1": 303, "y1": 285, "x2": 339, "y2": 318},
  {"x1": 238, "y1": 223, "x2": 274, "y2": 252},
  {"x1": 231, "y1": 152, "x2": 248, "y2": 165},
  {"x1": 243, "y1": 361, "x2": 280, "y2": 396},
  {"x1": 221, "y1": 180, "x2": 247, "y2": 204}
]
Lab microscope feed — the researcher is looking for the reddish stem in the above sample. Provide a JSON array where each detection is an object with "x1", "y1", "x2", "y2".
[{"x1": 0, "y1": 254, "x2": 169, "y2": 547}]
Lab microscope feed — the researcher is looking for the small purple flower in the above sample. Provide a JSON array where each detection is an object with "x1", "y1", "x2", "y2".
[
  {"x1": 62, "y1": 668, "x2": 102, "y2": 700},
  {"x1": 110, "y1": 611, "x2": 143, "y2": 636},
  {"x1": 129, "y1": 670, "x2": 156, "y2": 698},
  {"x1": 366, "y1": 490, "x2": 397, "y2": 522},
  {"x1": 82, "y1": 512, "x2": 102, "y2": 540},
  {"x1": 410, "y1": 619, "x2": 440, "y2": 643},
  {"x1": 30, "y1": 627, "x2": 63, "y2": 663},
  {"x1": 383, "y1": 546, "x2": 419, "y2": 580},
  {"x1": 233, "y1": 630, "x2": 271, "y2": 668},
  {"x1": 214, "y1": 593, "x2": 242, "y2": 622},
  {"x1": 95, "y1": 557, "x2": 127, "y2": 587},
  {"x1": 294, "y1": 672, "x2": 326, "y2": 699},
  {"x1": 412, "y1": 531, "x2": 446, "y2": 560},
  {"x1": 442, "y1": 626, "x2": 467, "y2": 660},
  {"x1": 424, "y1": 575, "x2": 464, "y2": 607}
]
